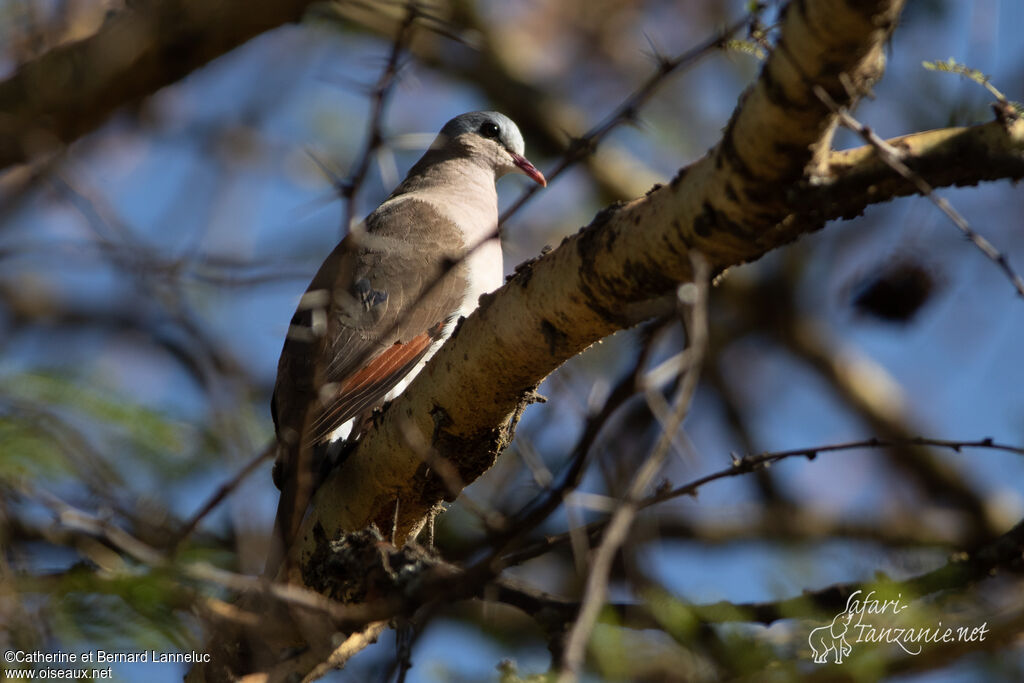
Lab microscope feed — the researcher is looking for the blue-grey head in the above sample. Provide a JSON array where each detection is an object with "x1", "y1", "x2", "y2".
[{"x1": 434, "y1": 111, "x2": 546, "y2": 186}]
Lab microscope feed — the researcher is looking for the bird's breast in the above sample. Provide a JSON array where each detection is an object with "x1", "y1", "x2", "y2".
[
  {"x1": 393, "y1": 191, "x2": 504, "y2": 320},
  {"x1": 458, "y1": 236, "x2": 504, "y2": 319}
]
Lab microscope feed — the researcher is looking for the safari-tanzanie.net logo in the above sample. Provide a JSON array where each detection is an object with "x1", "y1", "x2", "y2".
[{"x1": 807, "y1": 589, "x2": 989, "y2": 664}]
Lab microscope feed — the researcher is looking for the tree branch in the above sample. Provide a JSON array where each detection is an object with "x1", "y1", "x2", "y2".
[
  {"x1": 795, "y1": 119, "x2": 1024, "y2": 232},
  {"x1": 0, "y1": 0, "x2": 319, "y2": 169},
  {"x1": 288, "y1": 0, "x2": 909, "y2": 578}
]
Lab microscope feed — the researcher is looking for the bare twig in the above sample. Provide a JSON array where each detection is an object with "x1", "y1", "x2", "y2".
[
  {"x1": 393, "y1": 620, "x2": 415, "y2": 683},
  {"x1": 498, "y1": 11, "x2": 758, "y2": 225},
  {"x1": 173, "y1": 440, "x2": 276, "y2": 549},
  {"x1": 341, "y1": 1, "x2": 421, "y2": 236},
  {"x1": 654, "y1": 436, "x2": 1024, "y2": 509},
  {"x1": 305, "y1": 620, "x2": 390, "y2": 682},
  {"x1": 814, "y1": 85, "x2": 1024, "y2": 299},
  {"x1": 502, "y1": 436, "x2": 1024, "y2": 568}
]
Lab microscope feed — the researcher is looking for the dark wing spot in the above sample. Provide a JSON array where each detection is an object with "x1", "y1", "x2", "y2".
[{"x1": 354, "y1": 278, "x2": 388, "y2": 311}]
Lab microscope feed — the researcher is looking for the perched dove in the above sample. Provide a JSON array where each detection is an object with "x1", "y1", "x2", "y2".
[{"x1": 268, "y1": 111, "x2": 545, "y2": 568}]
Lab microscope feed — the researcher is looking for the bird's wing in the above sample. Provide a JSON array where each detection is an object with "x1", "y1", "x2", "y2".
[
  {"x1": 273, "y1": 197, "x2": 470, "y2": 447},
  {"x1": 267, "y1": 198, "x2": 470, "y2": 571}
]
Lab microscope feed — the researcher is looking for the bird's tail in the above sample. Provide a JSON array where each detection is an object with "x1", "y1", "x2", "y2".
[{"x1": 263, "y1": 436, "x2": 317, "y2": 578}]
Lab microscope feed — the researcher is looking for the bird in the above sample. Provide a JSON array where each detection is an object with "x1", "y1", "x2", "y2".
[{"x1": 267, "y1": 111, "x2": 545, "y2": 570}]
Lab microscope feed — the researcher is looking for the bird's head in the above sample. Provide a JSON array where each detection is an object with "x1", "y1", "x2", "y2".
[{"x1": 436, "y1": 111, "x2": 546, "y2": 186}]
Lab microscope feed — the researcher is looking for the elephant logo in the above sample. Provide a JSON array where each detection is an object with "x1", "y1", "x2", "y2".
[
  {"x1": 808, "y1": 601, "x2": 857, "y2": 664},
  {"x1": 806, "y1": 610, "x2": 856, "y2": 663}
]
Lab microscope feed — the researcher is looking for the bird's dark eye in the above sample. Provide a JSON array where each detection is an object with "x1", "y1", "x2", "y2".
[{"x1": 479, "y1": 121, "x2": 501, "y2": 139}]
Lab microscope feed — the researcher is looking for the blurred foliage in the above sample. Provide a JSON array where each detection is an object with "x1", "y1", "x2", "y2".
[{"x1": 48, "y1": 568, "x2": 194, "y2": 650}]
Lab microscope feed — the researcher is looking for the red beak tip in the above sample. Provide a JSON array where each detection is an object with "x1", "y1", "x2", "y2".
[{"x1": 511, "y1": 153, "x2": 547, "y2": 188}]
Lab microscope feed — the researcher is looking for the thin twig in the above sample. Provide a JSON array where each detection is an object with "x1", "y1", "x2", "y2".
[
  {"x1": 503, "y1": 436, "x2": 1024, "y2": 567},
  {"x1": 654, "y1": 436, "x2": 1024, "y2": 506},
  {"x1": 814, "y1": 85, "x2": 1024, "y2": 299},
  {"x1": 456, "y1": 318, "x2": 670, "y2": 569},
  {"x1": 342, "y1": 1, "x2": 421, "y2": 236},
  {"x1": 499, "y1": 11, "x2": 758, "y2": 225},
  {"x1": 394, "y1": 620, "x2": 415, "y2": 683},
  {"x1": 307, "y1": 620, "x2": 390, "y2": 681},
  {"x1": 173, "y1": 440, "x2": 276, "y2": 549}
]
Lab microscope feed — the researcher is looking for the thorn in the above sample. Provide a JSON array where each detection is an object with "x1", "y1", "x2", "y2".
[
  {"x1": 641, "y1": 32, "x2": 671, "y2": 72},
  {"x1": 526, "y1": 390, "x2": 548, "y2": 405}
]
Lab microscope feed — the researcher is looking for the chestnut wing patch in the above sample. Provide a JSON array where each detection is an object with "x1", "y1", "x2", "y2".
[
  {"x1": 273, "y1": 197, "x2": 469, "y2": 449},
  {"x1": 308, "y1": 321, "x2": 445, "y2": 443}
]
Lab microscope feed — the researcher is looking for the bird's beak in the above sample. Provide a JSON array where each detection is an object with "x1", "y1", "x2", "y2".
[{"x1": 509, "y1": 152, "x2": 547, "y2": 187}]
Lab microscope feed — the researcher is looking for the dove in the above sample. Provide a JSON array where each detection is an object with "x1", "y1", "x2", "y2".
[{"x1": 268, "y1": 111, "x2": 545, "y2": 569}]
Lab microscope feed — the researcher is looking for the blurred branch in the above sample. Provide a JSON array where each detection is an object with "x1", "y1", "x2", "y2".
[
  {"x1": 0, "y1": 0, "x2": 322, "y2": 170},
  {"x1": 28, "y1": 173, "x2": 260, "y2": 390},
  {"x1": 496, "y1": 511, "x2": 1024, "y2": 643},
  {"x1": 497, "y1": 14, "x2": 757, "y2": 223},
  {"x1": 340, "y1": 1, "x2": 421, "y2": 236},
  {"x1": 502, "y1": 436, "x2": 1022, "y2": 569},
  {"x1": 699, "y1": 511, "x2": 1024, "y2": 628},
  {"x1": 703, "y1": 358, "x2": 788, "y2": 504},
  {"x1": 492, "y1": 514, "x2": 1024, "y2": 681},
  {"x1": 30, "y1": 488, "x2": 409, "y2": 630},
  {"x1": 0, "y1": 280, "x2": 253, "y2": 390},
  {"x1": 302, "y1": 620, "x2": 390, "y2": 682},
  {"x1": 558, "y1": 257, "x2": 708, "y2": 682},
  {"x1": 26, "y1": 430, "x2": 1021, "y2": 681},
  {"x1": 778, "y1": 317, "x2": 1002, "y2": 541},
  {"x1": 27, "y1": 475, "x2": 1023, "y2": 668},
  {"x1": 326, "y1": 1, "x2": 752, "y2": 204}
]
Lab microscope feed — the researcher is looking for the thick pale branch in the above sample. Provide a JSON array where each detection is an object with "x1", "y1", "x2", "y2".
[
  {"x1": 0, "y1": 0, "x2": 318, "y2": 169},
  {"x1": 289, "y1": 0, "x2": 913, "y2": 578},
  {"x1": 799, "y1": 119, "x2": 1024, "y2": 225}
]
